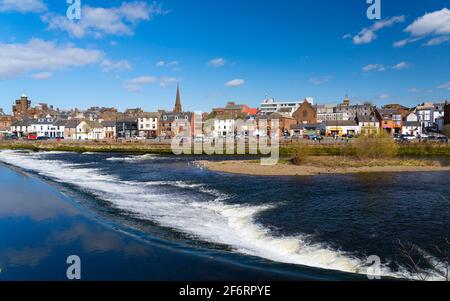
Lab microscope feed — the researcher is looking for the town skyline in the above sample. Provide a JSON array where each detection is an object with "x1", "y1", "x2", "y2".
[{"x1": 0, "y1": 0, "x2": 449, "y2": 112}]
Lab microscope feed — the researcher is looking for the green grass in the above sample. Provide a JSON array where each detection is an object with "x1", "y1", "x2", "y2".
[{"x1": 1, "y1": 140, "x2": 449, "y2": 157}]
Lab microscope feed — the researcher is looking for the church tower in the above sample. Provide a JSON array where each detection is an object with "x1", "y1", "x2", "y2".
[{"x1": 173, "y1": 84, "x2": 182, "y2": 113}]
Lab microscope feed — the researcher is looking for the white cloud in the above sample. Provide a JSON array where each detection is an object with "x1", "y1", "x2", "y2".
[
  {"x1": 159, "y1": 77, "x2": 178, "y2": 87},
  {"x1": 424, "y1": 36, "x2": 450, "y2": 46},
  {"x1": 0, "y1": 0, "x2": 47, "y2": 13},
  {"x1": 166, "y1": 61, "x2": 178, "y2": 67},
  {"x1": 0, "y1": 39, "x2": 103, "y2": 79},
  {"x1": 395, "y1": 8, "x2": 450, "y2": 47},
  {"x1": 409, "y1": 88, "x2": 433, "y2": 94},
  {"x1": 101, "y1": 59, "x2": 131, "y2": 72},
  {"x1": 405, "y1": 8, "x2": 450, "y2": 37},
  {"x1": 32, "y1": 71, "x2": 52, "y2": 80},
  {"x1": 393, "y1": 39, "x2": 410, "y2": 48},
  {"x1": 123, "y1": 76, "x2": 157, "y2": 92},
  {"x1": 362, "y1": 62, "x2": 409, "y2": 72},
  {"x1": 42, "y1": 2, "x2": 167, "y2": 38},
  {"x1": 156, "y1": 60, "x2": 178, "y2": 68},
  {"x1": 352, "y1": 16, "x2": 405, "y2": 45},
  {"x1": 392, "y1": 62, "x2": 409, "y2": 70},
  {"x1": 309, "y1": 76, "x2": 333, "y2": 85},
  {"x1": 438, "y1": 82, "x2": 450, "y2": 90},
  {"x1": 379, "y1": 94, "x2": 391, "y2": 99},
  {"x1": 342, "y1": 34, "x2": 352, "y2": 40},
  {"x1": 362, "y1": 64, "x2": 385, "y2": 72},
  {"x1": 208, "y1": 58, "x2": 226, "y2": 67},
  {"x1": 225, "y1": 79, "x2": 245, "y2": 87}
]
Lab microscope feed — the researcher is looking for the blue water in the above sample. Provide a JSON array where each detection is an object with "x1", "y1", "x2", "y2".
[{"x1": 0, "y1": 150, "x2": 449, "y2": 280}]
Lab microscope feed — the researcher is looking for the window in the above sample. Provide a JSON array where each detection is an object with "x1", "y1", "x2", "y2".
[{"x1": 302, "y1": 110, "x2": 308, "y2": 118}]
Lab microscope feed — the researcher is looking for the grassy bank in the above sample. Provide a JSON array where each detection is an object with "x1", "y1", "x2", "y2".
[
  {"x1": 1, "y1": 140, "x2": 449, "y2": 158},
  {"x1": 280, "y1": 143, "x2": 450, "y2": 157},
  {"x1": 0, "y1": 141, "x2": 174, "y2": 154}
]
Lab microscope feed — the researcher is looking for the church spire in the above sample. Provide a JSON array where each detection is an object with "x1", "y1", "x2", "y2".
[{"x1": 173, "y1": 84, "x2": 182, "y2": 113}]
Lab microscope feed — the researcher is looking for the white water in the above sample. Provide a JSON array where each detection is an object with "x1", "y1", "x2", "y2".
[
  {"x1": 0, "y1": 150, "x2": 444, "y2": 280},
  {"x1": 106, "y1": 154, "x2": 160, "y2": 162}
]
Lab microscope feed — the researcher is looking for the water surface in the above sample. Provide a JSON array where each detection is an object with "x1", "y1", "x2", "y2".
[{"x1": 1, "y1": 150, "x2": 449, "y2": 280}]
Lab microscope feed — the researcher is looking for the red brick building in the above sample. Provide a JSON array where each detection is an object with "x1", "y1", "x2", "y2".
[
  {"x1": 12, "y1": 94, "x2": 31, "y2": 119},
  {"x1": 212, "y1": 102, "x2": 258, "y2": 118},
  {"x1": 0, "y1": 115, "x2": 13, "y2": 133},
  {"x1": 292, "y1": 99, "x2": 317, "y2": 125}
]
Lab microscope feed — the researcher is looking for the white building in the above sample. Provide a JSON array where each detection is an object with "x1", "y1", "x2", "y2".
[
  {"x1": 11, "y1": 120, "x2": 32, "y2": 137},
  {"x1": 86, "y1": 121, "x2": 105, "y2": 140},
  {"x1": 65, "y1": 120, "x2": 90, "y2": 140},
  {"x1": 324, "y1": 120, "x2": 361, "y2": 136},
  {"x1": 415, "y1": 102, "x2": 445, "y2": 129},
  {"x1": 101, "y1": 121, "x2": 116, "y2": 139},
  {"x1": 317, "y1": 112, "x2": 350, "y2": 123},
  {"x1": 214, "y1": 118, "x2": 235, "y2": 137},
  {"x1": 357, "y1": 115, "x2": 380, "y2": 136},
  {"x1": 260, "y1": 97, "x2": 313, "y2": 115},
  {"x1": 405, "y1": 112, "x2": 419, "y2": 122},
  {"x1": 402, "y1": 122, "x2": 422, "y2": 136},
  {"x1": 138, "y1": 113, "x2": 159, "y2": 138},
  {"x1": 30, "y1": 117, "x2": 65, "y2": 138}
]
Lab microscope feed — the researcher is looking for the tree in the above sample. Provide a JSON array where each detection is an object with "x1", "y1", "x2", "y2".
[{"x1": 443, "y1": 125, "x2": 450, "y2": 137}]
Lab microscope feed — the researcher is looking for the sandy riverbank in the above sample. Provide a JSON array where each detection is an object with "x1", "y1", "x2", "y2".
[{"x1": 198, "y1": 159, "x2": 450, "y2": 176}]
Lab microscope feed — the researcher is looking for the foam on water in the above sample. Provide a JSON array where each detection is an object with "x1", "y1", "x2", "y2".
[
  {"x1": 106, "y1": 154, "x2": 160, "y2": 162},
  {"x1": 0, "y1": 150, "x2": 444, "y2": 280}
]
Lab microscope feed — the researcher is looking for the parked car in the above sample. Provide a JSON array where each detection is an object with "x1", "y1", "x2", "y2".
[
  {"x1": 133, "y1": 136, "x2": 146, "y2": 140},
  {"x1": 437, "y1": 136, "x2": 449, "y2": 143},
  {"x1": 3, "y1": 134, "x2": 18, "y2": 140},
  {"x1": 400, "y1": 134, "x2": 417, "y2": 142},
  {"x1": 309, "y1": 135, "x2": 323, "y2": 141},
  {"x1": 36, "y1": 136, "x2": 47, "y2": 141}
]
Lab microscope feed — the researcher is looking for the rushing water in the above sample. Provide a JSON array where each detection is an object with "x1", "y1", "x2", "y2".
[{"x1": 0, "y1": 150, "x2": 449, "y2": 280}]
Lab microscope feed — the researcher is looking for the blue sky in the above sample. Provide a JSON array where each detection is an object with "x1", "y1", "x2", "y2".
[{"x1": 0, "y1": 0, "x2": 449, "y2": 113}]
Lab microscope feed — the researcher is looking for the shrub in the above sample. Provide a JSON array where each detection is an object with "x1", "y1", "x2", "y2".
[
  {"x1": 353, "y1": 131, "x2": 398, "y2": 159},
  {"x1": 291, "y1": 143, "x2": 311, "y2": 165},
  {"x1": 443, "y1": 125, "x2": 450, "y2": 138}
]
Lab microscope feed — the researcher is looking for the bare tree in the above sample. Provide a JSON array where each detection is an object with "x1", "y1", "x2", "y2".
[{"x1": 398, "y1": 239, "x2": 449, "y2": 281}]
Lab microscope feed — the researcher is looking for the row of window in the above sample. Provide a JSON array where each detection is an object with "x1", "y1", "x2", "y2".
[
  {"x1": 162, "y1": 115, "x2": 189, "y2": 121},
  {"x1": 139, "y1": 124, "x2": 157, "y2": 129},
  {"x1": 139, "y1": 118, "x2": 157, "y2": 122}
]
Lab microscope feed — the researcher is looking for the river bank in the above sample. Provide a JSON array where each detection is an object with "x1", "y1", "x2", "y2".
[
  {"x1": 0, "y1": 140, "x2": 174, "y2": 154},
  {"x1": 1, "y1": 140, "x2": 449, "y2": 157},
  {"x1": 198, "y1": 157, "x2": 450, "y2": 176}
]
